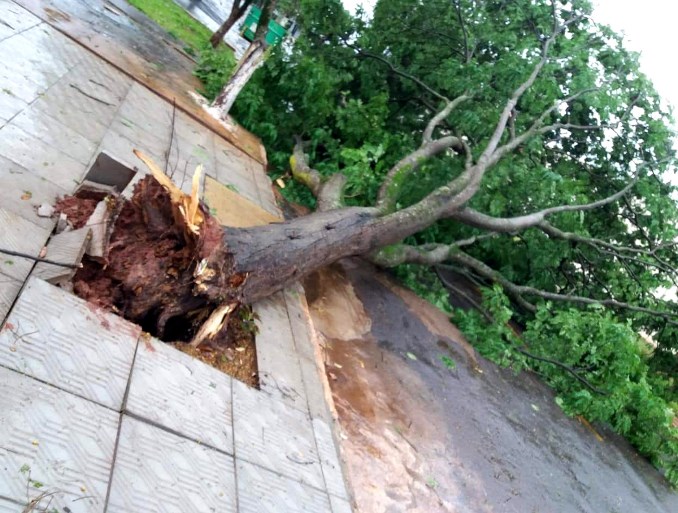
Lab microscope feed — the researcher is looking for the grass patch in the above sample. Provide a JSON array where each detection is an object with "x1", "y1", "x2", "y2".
[
  {"x1": 126, "y1": 0, "x2": 237, "y2": 98},
  {"x1": 127, "y1": 0, "x2": 212, "y2": 53}
]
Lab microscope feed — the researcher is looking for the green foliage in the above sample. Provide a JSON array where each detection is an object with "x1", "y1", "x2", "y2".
[
  {"x1": 227, "y1": 0, "x2": 678, "y2": 486},
  {"x1": 194, "y1": 45, "x2": 237, "y2": 101},
  {"x1": 454, "y1": 289, "x2": 678, "y2": 487}
]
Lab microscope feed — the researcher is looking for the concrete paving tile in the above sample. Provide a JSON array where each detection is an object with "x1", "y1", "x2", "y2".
[
  {"x1": 96, "y1": 127, "x2": 166, "y2": 173},
  {"x1": 116, "y1": 82, "x2": 173, "y2": 131},
  {"x1": 0, "y1": 1, "x2": 42, "y2": 35},
  {"x1": 0, "y1": 124, "x2": 88, "y2": 191},
  {"x1": 0, "y1": 25, "x2": 14, "y2": 43},
  {"x1": 254, "y1": 293, "x2": 308, "y2": 412},
  {"x1": 174, "y1": 110, "x2": 213, "y2": 150},
  {"x1": 0, "y1": 277, "x2": 140, "y2": 409},
  {"x1": 19, "y1": 24, "x2": 88, "y2": 71},
  {"x1": 0, "y1": 64, "x2": 48, "y2": 104},
  {"x1": 0, "y1": 273, "x2": 22, "y2": 323},
  {"x1": 32, "y1": 94, "x2": 110, "y2": 144},
  {"x1": 168, "y1": 135, "x2": 214, "y2": 194},
  {"x1": 0, "y1": 207, "x2": 51, "y2": 280},
  {"x1": 10, "y1": 107, "x2": 99, "y2": 164},
  {"x1": 0, "y1": 87, "x2": 28, "y2": 120},
  {"x1": 0, "y1": 156, "x2": 64, "y2": 229},
  {"x1": 0, "y1": 366, "x2": 118, "y2": 513},
  {"x1": 232, "y1": 379, "x2": 324, "y2": 489},
  {"x1": 109, "y1": 115, "x2": 169, "y2": 157},
  {"x1": 107, "y1": 415, "x2": 237, "y2": 513},
  {"x1": 330, "y1": 495, "x2": 354, "y2": 513},
  {"x1": 75, "y1": 49, "x2": 134, "y2": 101},
  {"x1": 125, "y1": 336, "x2": 234, "y2": 453},
  {"x1": 0, "y1": 28, "x2": 74, "y2": 89},
  {"x1": 0, "y1": 497, "x2": 23, "y2": 512},
  {"x1": 237, "y1": 460, "x2": 331, "y2": 513},
  {"x1": 313, "y1": 418, "x2": 349, "y2": 500}
]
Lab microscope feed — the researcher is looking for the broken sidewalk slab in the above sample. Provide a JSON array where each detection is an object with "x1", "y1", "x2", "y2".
[
  {"x1": 33, "y1": 227, "x2": 91, "y2": 284},
  {"x1": 0, "y1": 277, "x2": 140, "y2": 410},
  {"x1": 204, "y1": 175, "x2": 281, "y2": 228},
  {"x1": 125, "y1": 336, "x2": 234, "y2": 454},
  {"x1": 0, "y1": 366, "x2": 118, "y2": 513},
  {"x1": 106, "y1": 415, "x2": 237, "y2": 513}
]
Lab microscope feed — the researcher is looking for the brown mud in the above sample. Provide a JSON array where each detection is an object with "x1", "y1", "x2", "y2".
[{"x1": 304, "y1": 259, "x2": 678, "y2": 513}]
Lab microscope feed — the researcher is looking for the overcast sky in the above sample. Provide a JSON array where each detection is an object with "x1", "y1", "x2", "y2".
[{"x1": 342, "y1": 0, "x2": 677, "y2": 117}]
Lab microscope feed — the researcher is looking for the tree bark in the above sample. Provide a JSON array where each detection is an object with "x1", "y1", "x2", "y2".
[
  {"x1": 209, "y1": 0, "x2": 276, "y2": 118},
  {"x1": 210, "y1": 40, "x2": 266, "y2": 116}
]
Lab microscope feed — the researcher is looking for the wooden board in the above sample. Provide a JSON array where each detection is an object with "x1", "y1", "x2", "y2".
[{"x1": 204, "y1": 176, "x2": 281, "y2": 228}]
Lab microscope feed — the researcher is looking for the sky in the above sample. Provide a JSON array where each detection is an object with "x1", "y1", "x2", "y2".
[{"x1": 341, "y1": 0, "x2": 678, "y2": 116}]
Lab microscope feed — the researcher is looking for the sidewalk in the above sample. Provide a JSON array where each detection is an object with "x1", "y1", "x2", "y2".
[{"x1": 0, "y1": 1, "x2": 351, "y2": 511}]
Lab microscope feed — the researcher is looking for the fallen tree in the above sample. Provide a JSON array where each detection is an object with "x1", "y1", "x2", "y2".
[{"x1": 80, "y1": 1, "x2": 678, "y2": 344}]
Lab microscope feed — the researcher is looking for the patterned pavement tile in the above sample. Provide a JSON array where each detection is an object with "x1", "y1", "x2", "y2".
[
  {"x1": 107, "y1": 416, "x2": 237, "y2": 513},
  {"x1": 232, "y1": 379, "x2": 324, "y2": 489},
  {"x1": 10, "y1": 107, "x2": 99, "y2": 165},
  {"x1": 0, "y1": 1, "x2": 41, "y2": 38},
  {"x1": 0, "y1": 86, "x2": 28, "y2": 121},
  {"x1": 0, "y1": 124, "x2": 88, "y2": 191},
  {"x1": 0, "y1": 367, "x2": 118, "y2": 513},
  {"x1": 32, "y1": 227, "x2": 91, "y2": 284},
  {"x1": 0, "y1": 155, "x2": 66, "y2": 230},
  {"x1": 313, "y1": 418, "x2": 349, "y2": 500},
  {"x1": 0, "y1": 273, "x2": 22, "y2": 324},
  {"x1": 0, "y1": 277, "x2": 140, "y2": 409},
  {"x1": 237, "y1": 460, "x2": 331, "y2": 513},
  {"x1": 126, "y1": 336, "x2": 234, "y2": 453}
]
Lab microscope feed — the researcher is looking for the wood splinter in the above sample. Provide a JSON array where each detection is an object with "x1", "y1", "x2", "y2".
[{"x1": 190, "y1": 302, "x2": 238, "y2": 348}]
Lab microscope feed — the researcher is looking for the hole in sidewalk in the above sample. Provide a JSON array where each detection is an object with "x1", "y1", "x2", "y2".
[{"x1": 49, "y1": 153, "x2": 260, "y2": 387}]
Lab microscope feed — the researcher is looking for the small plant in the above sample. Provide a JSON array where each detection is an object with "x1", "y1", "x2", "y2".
[
  {"x1": 238, "y1": 306, "x2": 260, "y2": 336},
  {"x1": 440, "y1": 355, "x2": 456, "y2": 370}
]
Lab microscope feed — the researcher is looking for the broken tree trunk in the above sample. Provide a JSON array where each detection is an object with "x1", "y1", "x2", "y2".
[{"x1": 74, "y1": 152, "x2": 437, "y2": 340}]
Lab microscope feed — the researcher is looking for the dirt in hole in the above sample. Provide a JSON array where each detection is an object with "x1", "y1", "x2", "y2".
[{"x1": 61, "y1": 183, "x2": 259, "y2": 387}]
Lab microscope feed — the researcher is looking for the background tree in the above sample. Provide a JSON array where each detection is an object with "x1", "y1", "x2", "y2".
[
  {"x1": 210, "y1": 0, "x2": 277, "y2": 117},
  {"x1": 209, "y1": 0, "x2": 255, "y2": 48}
]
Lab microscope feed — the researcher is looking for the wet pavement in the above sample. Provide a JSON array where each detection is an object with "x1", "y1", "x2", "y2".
[
  {"x1": 15, "y1": 0, "x2": 265, "y2": 162},
  {"x1": 305, "y1": 260, "x2": 678, "y2": 512}
]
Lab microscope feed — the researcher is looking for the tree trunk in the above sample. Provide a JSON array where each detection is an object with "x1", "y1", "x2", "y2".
[
  {"x1": 209, "y1": 0, "x2": 276, "y2": 119},
  {"x1": 210, "y1": 40, "x2": 266, "y2": 116},
  {"x1": 74, "y1": 175, "x2": 438, "y2": 338}
]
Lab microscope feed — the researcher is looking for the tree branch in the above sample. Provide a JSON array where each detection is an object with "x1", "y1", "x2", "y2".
[
  {"x1": 290, "y1": 136, "x2": 321, "y2": 196},
  {"x1": 422, "y1": 95, "x2": 471, "y2": 144}
]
